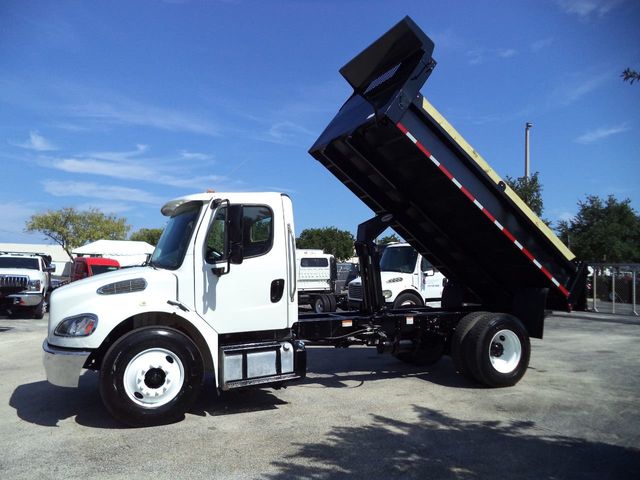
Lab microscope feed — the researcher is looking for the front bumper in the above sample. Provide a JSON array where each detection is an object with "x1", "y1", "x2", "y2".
[
  {"x1": 42, "y1": 340, "x2": 92, "y2": 387},
  {"x1": 1, "y1": 292, "x2": 44, "y2": 307}
]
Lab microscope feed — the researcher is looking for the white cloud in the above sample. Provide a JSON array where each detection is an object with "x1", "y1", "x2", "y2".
[
  {"x1": 552, "y1": 72, "x2": 610, "y2": 106},
  {"x1": 42, "y1": 180, "x2": 165, "y2": 204},
  {"x1": 575, "y1": 123, "x2": 631, "y2": 143},
  {"x1": 68, "y1": 100, "x2": 219, "y2": 136},
  {"x1": 74, "y1": 202, "x2": 135, "y2": 214},
  {"x1": 531, "y1": 38, "x2": 554, "y2": 52},
  {"x1": 180, "y1": 150, "x2": 212, "y2": 161},
  {"x1": 16, "y1": 131, "x2": 57, "y2": 151},
  {"x1": 0, "y1": 202, "x2": 37, "y2": 240},
  {"x1": 556, "y1": 0, "x2": 624, "y2": 18},
  {"x1": 467, "y1": 48, "x2": 518, "y2": 66}
]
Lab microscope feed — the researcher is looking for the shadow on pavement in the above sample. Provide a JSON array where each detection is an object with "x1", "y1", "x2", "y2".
[
  {"x1": 10, "y1": 372, "x2": 288, "y2": 428},
  {"x1": 301, "y1": 346, "x2": 481, "y2": 390},
  {"x1": 265, "y1": 405, "x2": 640, "y2": 479},
  {"x1": 9, "y1": 371, "x2": 123, "y2": 428}
]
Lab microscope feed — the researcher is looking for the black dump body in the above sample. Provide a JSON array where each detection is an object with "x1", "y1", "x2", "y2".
[{"x1": 309, "y1": 17, "x2": 587, "y2": 338}]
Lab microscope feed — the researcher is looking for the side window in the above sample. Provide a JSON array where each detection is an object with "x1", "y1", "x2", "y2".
[
  {"x1": 205, "y1": 207, "x2": 227, "y2": 264},
  {"x1": 243, "y1": 206, "x2": 273, "y2": 258},
  {"x1": 300, "y1": 258, "x2": 329, "y2": 268},
  {"x1": 420, "y1": 256, "x2": 433, "y2": 272}
]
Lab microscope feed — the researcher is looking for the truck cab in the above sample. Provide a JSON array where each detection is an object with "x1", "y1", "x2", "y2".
[
  {"x1": 348, "y1": 242, "x2": 445, "y2": 309},
  {"x1": 44, "y1": 192, "x2": 304, "y2": 426},
  {"x1": 71, "y1": 257, "x2": 120, "y2": 281}
]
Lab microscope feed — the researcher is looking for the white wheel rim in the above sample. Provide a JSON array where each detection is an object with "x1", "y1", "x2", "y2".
[
  {"x1": 316, "y1": 300, "x2": 324, "y2": 312},
  {"x1": 123, "y1": 348, "x2": 185, "y2": 408},
  {"x1": 488, "y1": 329, "x2": 522, "y2": 374}
]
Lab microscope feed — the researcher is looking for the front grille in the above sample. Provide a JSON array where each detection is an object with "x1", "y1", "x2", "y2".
[
  {"x1": 348, "y1": 283, "x2": 363, "y2": 300},
  {"x1": 0, "y1": 275, "x2": 28, "y2": 289},
  {"x1": 97, "y1": 278, "x2": 147, "y2": 295}
]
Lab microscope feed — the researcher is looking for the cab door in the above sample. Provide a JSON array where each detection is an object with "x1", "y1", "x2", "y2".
[
  {"x1": 420, "y1": 256, "x2": 444, "y2": 305},
  {"x1": 194, "y1": 198, "x2": 291, "y2": 334}
]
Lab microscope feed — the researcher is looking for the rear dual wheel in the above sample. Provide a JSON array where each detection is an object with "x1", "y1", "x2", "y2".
[
  {"x1": 394, "y1": 334, "x2": 445, "y2": 366},
  {"x1": 313, "y1": 294, "x2": 336, "y2": 313},
  {"x1": 451, "y1": 312, "x2": 530, "y2": 387}
]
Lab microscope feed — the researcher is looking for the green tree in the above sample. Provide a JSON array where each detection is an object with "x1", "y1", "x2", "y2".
[
  {"x1": 556, "y1": 195, "x2": 640, "y2": 262},
  {"x1": 25, "y1": 207, "x2": 130, "y2": 260},
  {"x1": 504, "y1": 172, "x2": 544, "y2": 216},
  {"x1": 378, "y1": 233, "x2": 400, "y2": 244},
  {"x1": 621, "y1": 68, "x2": 640, "y2": 84},
  {"x1": 296, "y1": 227, "x2": 355, "y2": 261},
  {"x1": 130, "y1": 227, "x2": 164, "y2": 246}
]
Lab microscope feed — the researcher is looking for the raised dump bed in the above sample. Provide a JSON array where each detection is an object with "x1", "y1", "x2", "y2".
[{"x1": 309, "y1": 17, "x2": 587, "y2": 337}]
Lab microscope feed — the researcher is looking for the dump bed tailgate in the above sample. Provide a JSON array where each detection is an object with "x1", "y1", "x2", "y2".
[{"x1": 309, "y1": 17, "x2": 586, "y2": 312}]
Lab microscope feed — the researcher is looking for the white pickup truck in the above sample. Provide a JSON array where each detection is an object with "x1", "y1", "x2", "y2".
[
  {"x1": 0, "y1": 252, "x2": 54, "y2": 319},
  {"x1": 348, "y1": 243, "x2": 445, "y2": 309}
]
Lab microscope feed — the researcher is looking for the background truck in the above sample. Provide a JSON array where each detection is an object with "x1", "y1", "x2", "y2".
[
  {"x1": 296, "y1": 249, "x2": 340, "y2": 313},
  {"x1": 42, "y1": 17, "x2": 587, "y2": 427},
  {"x1": 347, "y1": 242, "x2": 445, "y2": 310},
  {"x1": 0, "y1": 251, "x2": 54, "y2": 319},
  {"x1": 71, "y1": 257, "x2": 121, "y2": 282}
]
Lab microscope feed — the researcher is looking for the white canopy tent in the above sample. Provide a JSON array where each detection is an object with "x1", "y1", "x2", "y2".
[{"x1": 72, "y1": 240, "x2": 155, "y2": 267}]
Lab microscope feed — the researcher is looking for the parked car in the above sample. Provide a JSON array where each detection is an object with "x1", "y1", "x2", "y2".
[{"x1": 71, "y1": 257, "x2": 120, "y2": 282}]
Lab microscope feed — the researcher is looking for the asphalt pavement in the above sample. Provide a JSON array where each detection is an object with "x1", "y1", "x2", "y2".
[{"x1": 0, "y1": 311, "x2": 639, "y2": 479}]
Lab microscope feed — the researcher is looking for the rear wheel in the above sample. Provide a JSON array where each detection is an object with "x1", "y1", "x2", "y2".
[
  {"x1": 451, "y1": 311, "x2": 490, "y2": 378},
  {"x1": 393, "y1": 292, "x2": 423, "y2": 309},
  {"x1": 99, "y1": 327, "x2": 204, "y2": 426},
  {"x1": 464, "y1": 313, "x2": 530, "y2": 387}
]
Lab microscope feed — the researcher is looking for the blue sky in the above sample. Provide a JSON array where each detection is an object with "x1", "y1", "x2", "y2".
[{"x1": 1, "y1": 0, "x2": 638, "y2": 244}]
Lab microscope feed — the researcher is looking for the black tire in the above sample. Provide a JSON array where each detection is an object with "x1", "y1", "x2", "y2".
[
  {"x1": 464, "y1": 313, "x2": 530, "y2": 387},
  {"x1": 313, "y1": 295, "x2": 330, "y2": 313},
  {"x1": 32, "y1": 299, "x2": 45, "y2": 319},
  {"x1": 327, "y1": 295, "x2": 337, "y2": 312},
  {"x1": 99, "y1": 327, "x2": 204, "y2": 427},
  {"x1": 394, "y1": 334, "x2": 445, "y2": 366},
  {"x1": 451, "y1": 311, "x2": 490, "y2": 378},
  {"x1": 393, "y1": 292, "x2": 423, "y2": 309}
]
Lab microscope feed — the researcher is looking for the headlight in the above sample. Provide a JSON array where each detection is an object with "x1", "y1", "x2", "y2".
[
  {"x1": 383, "y1": 290, "x2": 392, "y2": 299},
  {"x1": 55, "y1": 314, "x2": 98, "y2": 337},
  {"x1": 386, "y1": 277, "x2": 403, "y2": 283},
  {"x1": 27, "y1": 279, "x2": 41, "y2": 291}
]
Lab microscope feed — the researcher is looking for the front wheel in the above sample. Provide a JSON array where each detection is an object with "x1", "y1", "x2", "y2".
[
  {"x1": 392, "y1": 292, "x2": 423, "y2": 309},
  {"x1": 464, "y1": 313, "x2": 530, "y2": 387},
  {"x1": 99, "y1": 327, "x2": 204, "y2": 427}
]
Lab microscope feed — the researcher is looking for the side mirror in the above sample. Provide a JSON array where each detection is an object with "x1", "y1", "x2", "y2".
[
  {"x1": 44, "y1": 265, "x2": 56, "y2": 273},
  {"x1": 422, "y1": 268, "x2": 435, "y2": 277},
  {"x1": 228, "y1": 204, "x2": 244, "y2": 265}
]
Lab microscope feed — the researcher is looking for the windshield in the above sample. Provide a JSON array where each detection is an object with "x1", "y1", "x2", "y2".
[
  {"x1": 379, "y1": 246, "x2": 417, "y2": 274},
  {"x1": 0, "y1": 257, "x2": 39, "y2": 269},
  {"x1": 90, "y1": 265, "x2": 120, "y2": 275},
  {"x1": 150, "y1": 203, "x2": 202, "y2": 270}
]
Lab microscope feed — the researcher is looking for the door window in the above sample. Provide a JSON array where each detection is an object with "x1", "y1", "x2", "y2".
[
  {"x1": 243, "y1": 206, "x2": 273, "y2": 258},
  {"x1": 205, "y1": 207, "x2": 227, "y2": 264}
]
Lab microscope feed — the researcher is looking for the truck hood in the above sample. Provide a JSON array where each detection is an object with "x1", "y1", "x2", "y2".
[
  {"x1": 48, "y1": 266, "x2": 179, "y2": 348},
  {"x1": 0, "y1": 268, "x2": 41, "y2": 277}
]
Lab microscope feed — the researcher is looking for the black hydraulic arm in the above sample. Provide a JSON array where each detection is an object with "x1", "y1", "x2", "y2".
[{"x1": 355, "y1": 214, "x2": 394, "y2": 314}]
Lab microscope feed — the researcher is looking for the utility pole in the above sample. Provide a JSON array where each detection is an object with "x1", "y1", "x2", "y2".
[{"x1": 524, "y1": 122, "x2": 533, "y2": 178}]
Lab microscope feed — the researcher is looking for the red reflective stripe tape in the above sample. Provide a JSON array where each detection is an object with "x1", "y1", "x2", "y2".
[
  {"x1": 540, "y1": 266, "x2": 553, "y2": 280},
  {"x1": 521, "y1": 248, "x2": 535, "y2": 261},
  {"x1": 460, "y1": 186, "x2": 475, "y2": 202},
  {"x1": 502, "y1": 229, "x2": 515, "y2": 243},
  {"x1": 482, "y1": 208, "x2": 496, "y2": 223},
  {"x1": 439, "y1": 164, "x2": 454, "y2": 180},
  {"x1": 415, "y1": 142, "x2": 432, "y2": 158},
  {"x1": 395, "y1": 122, "x2": 570, "y2": 298}
]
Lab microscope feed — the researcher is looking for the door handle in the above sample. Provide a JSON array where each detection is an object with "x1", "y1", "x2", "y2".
[{"x1": 271, "y1": 279, "x2": 285, "y2": 303}]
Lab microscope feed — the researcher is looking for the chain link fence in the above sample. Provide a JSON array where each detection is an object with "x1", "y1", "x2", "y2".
[{"x1": 587, "y1": 263, "x2": 639, "y2": 316}]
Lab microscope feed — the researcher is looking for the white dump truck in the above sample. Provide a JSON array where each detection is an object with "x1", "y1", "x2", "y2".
[{"x1": 42, "y1": 17, "x2": 587, "y2": 427}]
